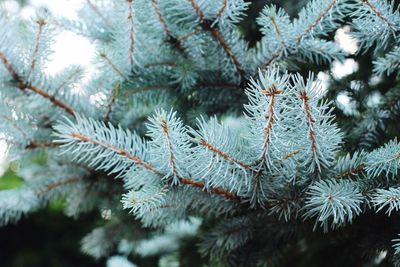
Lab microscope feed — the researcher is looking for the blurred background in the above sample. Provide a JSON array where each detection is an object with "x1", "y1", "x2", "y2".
[{"x1": 0, "y1": 0, "x2": 359, "y2": 266}]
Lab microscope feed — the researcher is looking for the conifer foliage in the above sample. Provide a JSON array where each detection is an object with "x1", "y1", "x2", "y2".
[{"x1": 1, "y1": 0, "x2": 400, "y2": 266}]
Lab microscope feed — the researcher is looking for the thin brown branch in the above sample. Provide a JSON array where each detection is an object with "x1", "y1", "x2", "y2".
[
  {"x1": 188, "y1": 0, "x2": 245, "y2": 82},
  {"x1": 270, "y1": 16, "x2": 287, "y2": 51},
  {"x1": 127, "y1": 0, "x2": 135, "y2": 68},
  {"x1": 70, "y1": 132, "x2": 161, "y2": 175},
  {"x1": 86, "y1": 0, "x2": 111, "y2": 27},
  {"x1": 260, "y1": 50, "x2": 281, "y2": 71},
  {"x1": 363, "y1": 0, "x2": 396, "y2": 28},
  {"x1": 199, "y1": 139, "x2": 251, "y2": 170},
  {"x1": 36, "y1": 177, "x2": 81, "y2": 195},
  {"x1": 99, "y1": 52, "x2": 128, "y2": 80},
  {"x1": 161, "y1": 120, "x2": 179, "y2": 178},
  {"x1": 295, "y1": 0, "x2": 337, "y2": 44},
  {"x1": 69, "y1": 132, "x2": 241, "y2": 202},
  {"x1": 104, "y1": 84, "x2": 120, "y2": 121},
  {"x1": 216, "y1": 0, "x2": 227, "y2": 20},
  {"x1": 258, "y1": 84, "x2": 282, "y2": 166},
  {"x1": 151, "y1": 0, "x2": 171, "y2": 38},
  {"x1": 299, "y1": 91, "x2": 318, "y2": 168},
  {"x1": 336, "y1": 164, "x2": 365, "y2": 179},
  {"x1": 27, "y1": 19, "x2": 46, "y2": 80},
  {"x1": 53, "y1": 67, "x2": 82, "y2": 96},
  {"x1": 0, "y1": 51, "x2": 75, "y2": 115},
  {"x1": 282, "y1": 150, "x2": 300, "y2": 161},
  {"x1": 180, "y1": 177, "x2": 241, "y2": 202},
  {"x1": 26, "y1": 142, "x2": 60, "y2": 149}
]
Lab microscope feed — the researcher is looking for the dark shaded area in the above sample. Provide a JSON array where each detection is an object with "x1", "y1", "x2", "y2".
[{"x1": 0, "y1": 210, "x2": 104, "y2": 267}]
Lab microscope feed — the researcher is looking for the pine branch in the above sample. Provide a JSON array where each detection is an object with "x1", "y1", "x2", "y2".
[
  {"x1": 85, "y1": 0, "x2": 111, "y2": 27},
  {"x1": 127, "y1": 0, "x2": 135, "y2": 69},
  {"x1": 299, "y1": 91, "x2": 319, "y2": 171},
  {"x1": 188, "y1": 0, "x2": 245, "y2": 82},
  {"x1": 26, "y1": 142, "x2": 60, "y2": 149},
  {"x1": 104, "y1": 84, "x2": 120, "y2": 121},
  {"x1": 150, "y1": 0, "x2": 184, "y2": 52},
  {"x1": 27, "y1": 19, "x2": 46, "y2": 80},
  {"x1": 36, "y1": 177, "x2": 81, "y2": 195},
  {"x1": 199, "y1": 139, "x2": 251, "y2": 170},
  {"x1": 160, "y1": 119, "x2": 180, "y2": 179},
  {"x1": 362, "y1": 0, "x2": 396, "y2": 29},
  {"x1": 258, "y1": 84, "x2": 282, "y2": 168},
  {"x1": 295, "y1": 0, "x2": 337, "y2": 44},
  {"x1": 70, "y1": 132, "x2": 161, "y2": 174},
  {"x1": 0, "y1": 51, "x2": 75, "y2": 115},
  {"x1": 60, "y1": 122, "x2": 240, "y2": 202},
  {"x1": 215, "y1": 0, "x2": 228, "y2": 20},
  {"x1": 336, "y1": 164, "x2": 365, "y2": 179},
  {"x1": 99, "y1": 52, "x2": 128, "y2": 80},
  {"x1": 269, "y1": 16, "x2": 287, "y2": 51}
]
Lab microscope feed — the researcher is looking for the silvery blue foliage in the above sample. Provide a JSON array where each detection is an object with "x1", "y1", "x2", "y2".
[{"x1": 1, "y1": 0, "x2": 400, "y2": 265}]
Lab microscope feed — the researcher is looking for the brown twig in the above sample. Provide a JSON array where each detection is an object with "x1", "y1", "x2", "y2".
[
  {"x1": 336, "y1": 164, "x2": 365, "y2": 179},
  {"x1": 258, "y1": 84, "x2": 281, "y2": 167},
  {"x1": 199, "y1": 139, "x2": 251, "y2": 170},
  {"x1": 299, "y1": 91, "x2": 318, "y2": 170},
  {"x1": 188, "y1": 0, "x2": 245, "y2": 82},
  {"x1": 295, "y1": 0, "x2": 337, "y2": 44},
  {"x1": 36, "y1": 177, "x2": 81, "y2": 195},
  {"x1": 99, "y1": 52, "x2": 128, "y2": 80},
  {"x1": 0, "y1": 51, "x2": 75, "y2": 115},
  {"x1": 127, "y1": 0, "x2": 135, "y2": 68},
  {"x1": 69, "y1": 132, "x2": 240, "y2": 201},
  {"x1": 161, "y1": 120, "x2": 179, "y2": 178},
  {"x1": 362, "y1": 0, "x2": 396, "y2": 29},
  {"x1": 27, "y1": 19, "x2": 46, "y2": 80}
]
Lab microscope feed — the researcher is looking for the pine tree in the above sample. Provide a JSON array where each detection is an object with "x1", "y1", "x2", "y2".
[{"x1": 1, "y1": 0, "x2": 400, "y2": 266}]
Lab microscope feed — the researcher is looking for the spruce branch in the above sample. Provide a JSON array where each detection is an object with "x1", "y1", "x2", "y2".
[
  {"x1": 0, "y1": 51, "x2": 75, "y2": 115},
  {"x1": 85, "y1": 0, "x2": 111, "y2": 28},
  {"x1": 362, "y1": 0, "x2": 397, "y2": 29},
  {"x1": 295, "y1": 0, "x2": 337, "y2": 44},
  {"x1": 187, "y1": 0, "x2": 246, "y2": 82},
  {"x1": 27, "y1": 18, "x2": 46, "y2": 80},
  {"x1": 127, "y1": 0, "x2": 135, "y2": 69},
  {"x1": 99, "y1": 52, "x2": 128, "y2": 80},
  {"x1": 198, "y1": 139, "x2": 251, "y2": 170}
]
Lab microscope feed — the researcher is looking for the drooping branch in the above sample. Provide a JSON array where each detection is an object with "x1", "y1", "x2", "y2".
[
  {"x1": 199, "y1": 139, "x2": 251, "y2": 170},
  {"x1": 0, "y1": 51, "x2": 75, "y2": 115}
]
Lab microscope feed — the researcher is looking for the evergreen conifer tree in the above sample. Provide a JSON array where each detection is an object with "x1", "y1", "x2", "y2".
[{"x1": 1, "y1": 0, "x2": 400, "y2": 266}]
